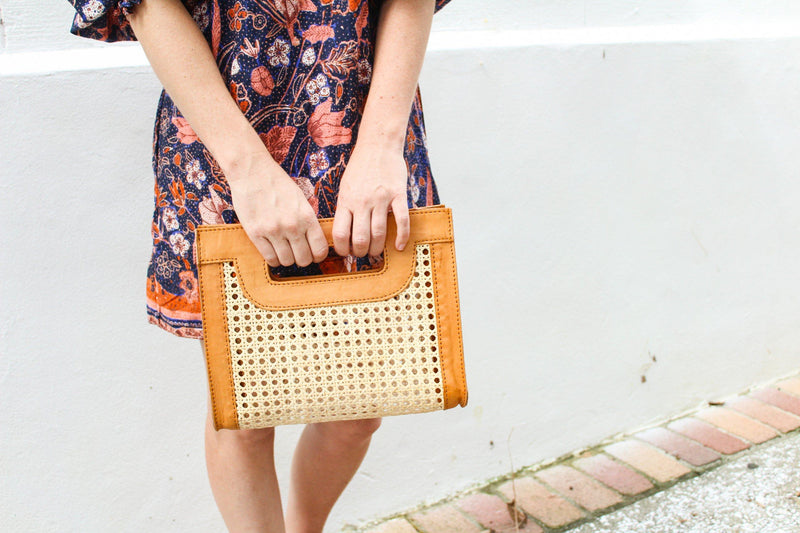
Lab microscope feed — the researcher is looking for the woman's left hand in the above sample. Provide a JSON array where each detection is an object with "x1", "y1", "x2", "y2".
[{"x1": 332, "y1": 142, "x2": 411, "y2": 259}]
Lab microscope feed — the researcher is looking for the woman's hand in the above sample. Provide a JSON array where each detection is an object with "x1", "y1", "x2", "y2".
[
  {"x1": 128, "y1": 0, "x2": 328, "y2": 268},
  {"x1": 225, "y1": 152, "x2": 329, "y2": 268},
  {"x1": 332, "y1": 143, "x2": 411, "y2": 259},
  {"x1": 331, "y1": 0, "x2": 435, "y2": 259}
]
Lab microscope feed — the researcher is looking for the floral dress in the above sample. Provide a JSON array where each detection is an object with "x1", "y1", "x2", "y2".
[{"x1": 67, "y1": 0, "x2": 452, "y2": 339}]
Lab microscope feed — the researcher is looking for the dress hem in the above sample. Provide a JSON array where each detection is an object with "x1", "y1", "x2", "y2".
[{"x1": 148, "y1": 315, "x2": 203, "y2": 340}]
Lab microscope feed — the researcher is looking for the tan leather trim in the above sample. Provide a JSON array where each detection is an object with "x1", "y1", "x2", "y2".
[
  {"x1": 195, "y1": 207, "x2": 454, "y2": 310},
  {"x1": 431, "y1": 241, "x2": 468, "y2": 409},
  {"x1": 198, "y1": 262, "x2": 239, "y2": 430}
]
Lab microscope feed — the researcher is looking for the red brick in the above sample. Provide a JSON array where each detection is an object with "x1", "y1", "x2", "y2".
[
  {"x1": 634, "y1": 427, "x2": 720, "y2": 466},
  {"x1": 775, "y1": 376, "x2": 800, "y2": 398},
  {"x1": 409, "y1": 504, "x2": 484, "y2": 533},
  {"x1": 454, "y1": 493, "x2": 542, "y2": 533},
  {"x1": 724, "y1": 396, "x2": 800, "y2": 432},
  {"x1": 494, "y1": 519, "x2": 544, "y2": 533},
  {"x1": 534, "y1": 465, "x2": 623, "y2": 512},
  {"x1": 604, "y1": 440, "x2": 691, "y2": 483},
  {"x1": 751, "y1": 387, "x2": 800, "y2": 417},
  {"x1": 496, "y1": 476, "x2": 585, "y2": 528},
  {"x1": 572, "y1": 453, "x2": 654, "y2": 495},
  {"x1": 494, "y1": 520, "x2": 543, "y2": 533},
  {"x1": 365, "y1": 518, "x2": 418, "y2": 533},
  {"x1": 695, "y1": 407, "x2": 778, "y2": 444},
  {"x1": 667, "y1": 418, "x2": 749, "y2": 455}
]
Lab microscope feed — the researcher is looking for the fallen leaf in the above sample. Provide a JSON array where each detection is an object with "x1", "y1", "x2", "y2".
[{"x1": 506, "y1": 500, "x2": 527, "y2": 528}]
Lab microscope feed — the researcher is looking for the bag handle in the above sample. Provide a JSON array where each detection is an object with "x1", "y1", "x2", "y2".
[{"x1": 196, "y1": 205, "x2": 453, "y2": 309}]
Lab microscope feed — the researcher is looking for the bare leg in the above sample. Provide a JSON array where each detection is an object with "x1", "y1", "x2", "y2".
[
  {"x1": 284, "y1": 417, "x2": 382, "y2": 533},
  {"x1": 204, "y1": 399, "x2": 286, "y2": 533}
]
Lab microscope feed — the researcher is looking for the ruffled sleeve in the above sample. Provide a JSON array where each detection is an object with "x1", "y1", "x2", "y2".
[
  {"x1": 435, "y1": 0, "x2": 452, "y2": 14},
  {"x1": 67, "y1": 0, "x2": 143, "y2": 42}
]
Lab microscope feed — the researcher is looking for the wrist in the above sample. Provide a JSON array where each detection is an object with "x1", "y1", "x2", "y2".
[
  {"x1": 355, "y1": 119, "x2": 407, "y2": 154},
  {"x1": 215, "y1": 128, "x2": 283, "y2": 185},
  {"x1": 220, "y1": 144, "x2": 284, "y2": 186},
  {"x1": 208, "y1": 113, "x2": 266, "y2": 171}
]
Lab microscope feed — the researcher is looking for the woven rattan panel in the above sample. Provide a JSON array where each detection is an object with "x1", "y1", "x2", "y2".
[{"x1": 221, "y1": 243, "x2": 444, "y2": 428}]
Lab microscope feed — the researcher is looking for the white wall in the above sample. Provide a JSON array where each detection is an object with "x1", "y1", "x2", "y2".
[{"x1": 3, "y1": 1, "x2": 800, "y2": 531}]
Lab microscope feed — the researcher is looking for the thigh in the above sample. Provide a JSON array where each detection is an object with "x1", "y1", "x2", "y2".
[{"x1": 311, "y1": 417, "x2": 382, "y2": 441}]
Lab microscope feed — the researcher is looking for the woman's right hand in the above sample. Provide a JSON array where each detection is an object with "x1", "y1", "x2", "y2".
[
  {"x1": 126, "y1": 1, "x2": 327, "y2": 269},
  {"x1": 224, "y1": 152, "x2": 329, "y2": 268}
]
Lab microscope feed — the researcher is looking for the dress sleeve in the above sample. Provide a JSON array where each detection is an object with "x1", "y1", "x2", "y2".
[
  {"x1": 67, "y1": 0, "x2": 143, "y2": 42},
  {"x1": 434, "y1": 0, "x2": 453, "y2": 14}
]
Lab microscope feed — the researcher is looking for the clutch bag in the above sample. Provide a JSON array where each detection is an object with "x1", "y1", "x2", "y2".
[{"x1": 195, "y1": 204, "x2": 468, "y2": 430}]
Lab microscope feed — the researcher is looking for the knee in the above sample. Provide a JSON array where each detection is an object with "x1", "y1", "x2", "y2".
[
  {"x1": 354, "y1": 417, "x2": 382, "y2": 436},
  {"x1": 239, "y1": 425, "x2": 276, "y2": 443},
  {"x1": 316, "y1": 417, "x2": 382, "y2": 443},
  {"x1": 214, "y1": 424, "x2": 276, "y2": 448}
]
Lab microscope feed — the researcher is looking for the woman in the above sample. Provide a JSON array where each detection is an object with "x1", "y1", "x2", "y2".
[{"x1": 67, "y1": 0, "x2": 451, "y2": 530}]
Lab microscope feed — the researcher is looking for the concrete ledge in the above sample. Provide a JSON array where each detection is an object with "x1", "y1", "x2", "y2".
[{"x1": 5, "y1": 22, "x2": 800, "y2": 77}]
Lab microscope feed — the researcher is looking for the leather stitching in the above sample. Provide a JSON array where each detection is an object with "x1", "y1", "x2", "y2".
[
  {"x1": 220, "y1": 263, "x2": 238, "y2": 429},
  {"x1": 431, "y1": 243, "x2": 448, "y2": 409},
  {"x1": 447, "y1": 210, "x2": 468, "y2": 406},
  {"x1": 230, "y1": 241, "x2": 420, "y2": 310},
  {"x1": 200, "y1": 236, "x2": 453, "y2": 267},
  {"x1": 198, "y1": 264, "x2": 219, "y2": 429}
]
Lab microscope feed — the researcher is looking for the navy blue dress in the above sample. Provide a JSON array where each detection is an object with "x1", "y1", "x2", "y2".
[{"x1": 67, "y1": 0, "x2": 452, "y2": 338}]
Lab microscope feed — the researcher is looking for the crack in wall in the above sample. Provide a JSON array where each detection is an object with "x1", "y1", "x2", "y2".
[{"x1": 0, "y1": 2, "x2": 7, "y2": 52}]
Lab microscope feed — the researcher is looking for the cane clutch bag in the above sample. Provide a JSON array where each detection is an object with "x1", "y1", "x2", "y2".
[{"x1": 195, "y1": 204, "x2": 468, "y2": 430}]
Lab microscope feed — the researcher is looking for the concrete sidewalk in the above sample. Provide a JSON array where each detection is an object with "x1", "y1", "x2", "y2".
[{"x1": 346, "y1": 372, "x2": 800, "y2": 533}]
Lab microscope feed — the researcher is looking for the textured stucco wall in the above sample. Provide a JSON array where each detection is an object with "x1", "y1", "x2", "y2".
[{"x1": 3, "y1": 1, "x2": 800, "y2": 531}]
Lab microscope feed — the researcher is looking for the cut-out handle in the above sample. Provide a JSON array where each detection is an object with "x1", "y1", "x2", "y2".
[
  {"x1": 265, "y1": 245, "x2": 385, "y2": 282},
  {"x1": 196, "y1": 205, "x2": 453, "y2": 309}
]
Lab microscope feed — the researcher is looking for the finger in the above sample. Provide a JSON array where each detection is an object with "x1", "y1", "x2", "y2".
[
  {"x1": 271, "y1": 237, "x2": 295, "y2": 267},
  {"x1": 390, "y1": 195, "x2": 411, "y2": 251},
  {"x1": 253, "y1": 238, "x2": 281, "y2": 268},
  {"x1": 369, "y1": 201, "x2": 389, "y2": 258},
  {"x1": 288, "y1": 233, "x2": 314, "y2": 268},
  {"x1": 306, "y1": 220, "x2": 329, "y2": 263},
  {"x1": 351, "y1": 206, "x2": 372, "y2": 258},
  {"x1": 331, "y1": 207, "x2": 353, "y2": 258}
]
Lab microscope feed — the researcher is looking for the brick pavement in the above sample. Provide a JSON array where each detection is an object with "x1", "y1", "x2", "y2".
[{"x1": 346, "y1": 372, "x2": 800, "y2": 533}]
